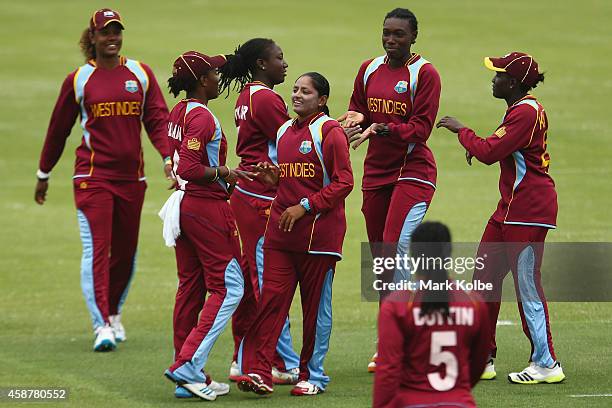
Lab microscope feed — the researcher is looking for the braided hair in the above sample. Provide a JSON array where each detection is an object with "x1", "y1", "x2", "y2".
[{"x1": 218, "y1": 38, "x2": 276, "y2": 96}]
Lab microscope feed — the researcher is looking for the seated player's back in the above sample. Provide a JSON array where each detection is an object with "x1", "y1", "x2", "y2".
[{"x1": 374, "y1": 288, "x2": 490, "y2": 408}]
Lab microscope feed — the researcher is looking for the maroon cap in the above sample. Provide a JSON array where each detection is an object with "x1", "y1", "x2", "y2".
[
  {"x1": 172, "y1": 51, "x2": 227, "y2": 81},
  {"x1": 90, "y1": 8, "x2": 124, "y2": 31},
  {"x1": 484, "y1": 52, "x2": 540, "y2": 88}
]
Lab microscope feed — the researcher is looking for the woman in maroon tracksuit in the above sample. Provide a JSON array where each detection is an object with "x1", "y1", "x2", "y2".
[
  {"x1": 237, "y1": 72, "x2": 354, "y2": 397},
  {"x1": 34, "y1": 8, "x2": 171, "y2": 352},
  {"x1": 437, "y1": 52, "x2": 564, "y2": 385},
  {"x1": 162, "y1": 51, "x2": 251, "y2": 401}
]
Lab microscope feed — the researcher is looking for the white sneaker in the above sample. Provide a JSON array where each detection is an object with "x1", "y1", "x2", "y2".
[
  {"x1": 93, "y1": 325, "x2": 116, "y2": 352},
  {"x1": 208, "y1": 380, "x2": 230, "y2": 396},
  {"x1": 272, "y1": 367, "x2": 299, "y2": 384},
  {"x1": 481, "y1": 358, "x2": 496, "y2": 380},
  {"x1": 367, "y1": 352, "x2": 377, "y2": 373},
  {"x1": 290, "y1": 380, "x2": 324, "y2": 396},
  {"x1": 229, "y1": 361, "x2": 241, "y2": 382},
  {"x1": 182, "y1": 383, "x2": 217, "y2": 401},
  {"x1": 508, "y1": 361, "x2": 566, "y2": 384},
  {"x1": 109, "y1": 314, "x2": 126, "y2": 342}
]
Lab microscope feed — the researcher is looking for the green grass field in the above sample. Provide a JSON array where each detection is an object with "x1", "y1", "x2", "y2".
[{"x1": 1, "y1": 0, "x2": 611, "y2": 406}]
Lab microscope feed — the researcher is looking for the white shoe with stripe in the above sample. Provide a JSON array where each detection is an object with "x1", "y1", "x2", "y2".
[
  {"x1": 508, "y1": 361, "x2": 566, "y2": 384},
  {"x1": 182, "y1": 383, "x2": 217, "y2": 401}
]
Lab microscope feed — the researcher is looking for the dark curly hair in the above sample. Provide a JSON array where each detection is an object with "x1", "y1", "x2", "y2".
[
  {"x1": 218, "y1": 38, "x2": 276, "y2": 96},
  {"x1": 79, "y1": 28, "x2": 95, "y2": 61}
]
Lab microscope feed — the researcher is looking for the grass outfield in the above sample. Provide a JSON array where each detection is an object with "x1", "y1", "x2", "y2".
[{"x1": 1, "y1": 0, "x2": 611, "y2": 407}]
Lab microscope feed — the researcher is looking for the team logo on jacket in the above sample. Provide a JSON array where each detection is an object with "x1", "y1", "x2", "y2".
[
  {"x1": 299, "y1": 140, "x2": 312, "y2": 154},
  {"x1": 494, "y1": 126, "x2": 507, "y2": 138},
  {"x1": 125, "y1": 80, "x2": 138, "y2": 93},
  {"x1": 394, "y1": 80, "x2": 408, "y2": 94},
  {"x1": 187, "y1": 138, "x2": 201, "y2": 150}
]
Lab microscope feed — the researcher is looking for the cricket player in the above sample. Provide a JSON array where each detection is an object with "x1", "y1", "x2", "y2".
[
  {"x1": 34, "y1": 9, "x2": 171, "y2": 352},
  {"x1": 237, "y1": 72, "x2": 353, "y2": 397},
  {"x1": 339, "y1": 7, "x2": 441, "y2": 372},
  {"x1": 374, "y1": 222, "x2": 490, "y2": 407},
  {"x1": 218, "y1": 38, "x2": 300, "y2": 384},
  {"x1": 162, "y1": 51, "x2": 251, "y2": 401},
  {"x1": 437, "y1": 52, "x2": 565, "y2": 384}
]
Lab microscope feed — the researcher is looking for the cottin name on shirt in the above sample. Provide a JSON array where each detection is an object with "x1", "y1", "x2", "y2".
[
  {"x1": 367, "y1": 97, "x2": 407, "y2": 116},
  {"x1": 90, "y1": 101, "x2": 141, "y2": 118},
  {"x1": 413, "y1": 306, "x2": 474, "y2": 326},
  {"x1": 279, "y1": 162, "x2": 315, "y2": 178}
]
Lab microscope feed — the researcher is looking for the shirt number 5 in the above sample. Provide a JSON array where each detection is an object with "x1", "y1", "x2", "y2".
[{"x1": 427, "y1": 331, "x2": 458, "y2": 391}]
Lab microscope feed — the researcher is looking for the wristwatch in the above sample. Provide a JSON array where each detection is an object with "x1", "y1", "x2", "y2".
[{"x1": 300, "y1": 197, "x2": 311, "y2": 213}]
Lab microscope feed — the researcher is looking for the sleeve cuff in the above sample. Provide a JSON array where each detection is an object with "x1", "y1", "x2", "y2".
[{"x1": 36, "y1": 169, "x2": 50, "y2": 180}]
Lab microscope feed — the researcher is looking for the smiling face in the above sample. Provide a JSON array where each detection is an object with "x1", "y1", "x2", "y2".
[
  {"x1": 90, "y1": 22, "x2": 123, "y2": 59},
  {"x1": 291, "y1": 76, "x2": 327, "y2": 119},
  {"x1": 382, "y1": 17, "x2": 416, "y2": 62},
  {"x1": 260, "y1": 43, "x2": 288, "y2": 86}
]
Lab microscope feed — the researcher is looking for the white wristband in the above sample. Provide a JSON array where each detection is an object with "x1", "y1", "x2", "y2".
[{"x1": 36, "y1": 169, "x2": 50, "y2": 180}]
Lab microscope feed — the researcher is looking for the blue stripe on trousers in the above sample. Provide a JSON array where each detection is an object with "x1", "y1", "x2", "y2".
[
  {"x1": 174, "y1": 258, "x2": 244, "y2": 382},
  {"x1": 517, "y1": 245, "x2": 554, "y2": 367},
  {"x1": 306, "y1": 269, "x2": 334, "y2": 389},
  {"x1": 77, "y1": 210, "x2": 105, "y2": 330},
  {"x1": 394, "y1": 202, "x2": 428, "y2": 283}
]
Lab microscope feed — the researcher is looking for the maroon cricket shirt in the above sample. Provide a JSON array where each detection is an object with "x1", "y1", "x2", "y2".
[
  {"x1": 39, "y1": 57, "x2": 170, "y2": 181},
  {"x1": 167, "y1": 99, "x2": 229, "y2": 200},
  {"x1": 349, "y1": 53, "x2": 441, "y2": 190},
  {"x1": 233, "y1": 81, "x2": 290, "y2": 199},
  {"x1": 458, "y1": 95, "x2": 557, "y2": 228},
  {"x1": 263, "y1": 112, "x2": 354, "y2": 258},
  {"x1": 374, "y1": 289, "x2": 490, "y2": 408}
]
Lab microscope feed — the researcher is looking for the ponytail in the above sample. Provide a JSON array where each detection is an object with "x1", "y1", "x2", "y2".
[
  {"x1": 410, "y1": 221, "x2": 452, "y2": 317},
  {"x1": 79, "y1": 28, "x2": 95, "y2": 62},
  {"x1": 219, "y1": 38, "x2": 276, "y2": 97}
]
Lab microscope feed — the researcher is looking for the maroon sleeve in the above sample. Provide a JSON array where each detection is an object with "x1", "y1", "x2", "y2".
[
  {"x1": 176, "y1": 109, "x2": 214, "y2": 184},
  {"x1": 252, "y1": 91, "x2": 290, "y2": 141},
  {"x1": 348, "y1": 60, "x2": 371, "y2": 122},
  {"x1": 468, "y1": 302, "x2": 492, "y2": 388},
  {"x1": 141, "y1": 63, "x2": 171, "y2": 159},
  {"x1": 38, "y1": 72, "x2": 80, "y2": 173},
  {"x1": 457, "y1": 105, "x2": 537, "y2": 165},
  {"x1": 386, "y1": 64, "x2": 441, "y2": 143},
  {"x1": 308, "y1": 124, "x2": 354, "y2": 214},
  {"x1": 373, "y1": 301, "x2": 405, "y2": 408}
]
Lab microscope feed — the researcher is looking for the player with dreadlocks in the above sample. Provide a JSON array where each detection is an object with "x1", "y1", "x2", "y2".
[{"x1": 218, "y1": 38, "x2": 301, "y2": 385}]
